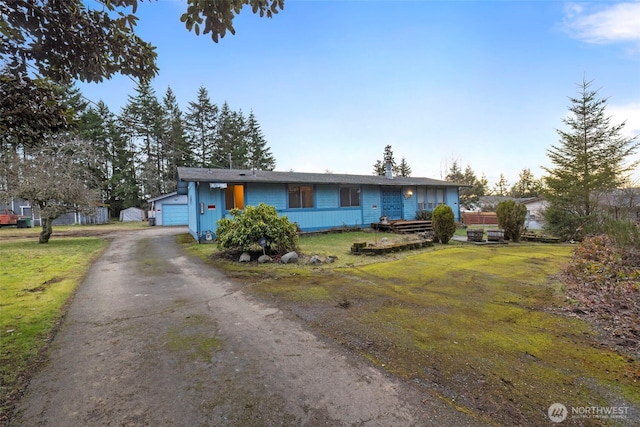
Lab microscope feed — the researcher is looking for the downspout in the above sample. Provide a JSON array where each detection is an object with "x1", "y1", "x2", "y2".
[{"x1": 195, "y1": 182, "x2": 201, "y2": 242}]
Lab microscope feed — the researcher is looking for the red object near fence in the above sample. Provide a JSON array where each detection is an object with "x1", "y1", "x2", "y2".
[{"x1": 0, "y1": 209, "x2": 21, "y2": 226}]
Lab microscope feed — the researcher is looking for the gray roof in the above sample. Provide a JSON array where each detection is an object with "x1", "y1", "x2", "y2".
[
  {"x1": 177, "y1": 167, "x2": 463, "y2": 187},
  {"x1": 478, "y1": 196, "x2": 543, "y2": 205},
  {"x1": 149, "y1": 192, "x2": 178, "y2": 202}
]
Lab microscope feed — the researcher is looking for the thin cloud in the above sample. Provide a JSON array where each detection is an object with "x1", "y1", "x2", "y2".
[
  {"x1": 609, "y1": 102, "x2": 640, "y2": 138},
  {"x1": 562, "y1": 2, "x2": 640, "y2": 45}
]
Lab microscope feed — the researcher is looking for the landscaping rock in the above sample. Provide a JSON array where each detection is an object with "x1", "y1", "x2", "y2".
[
  {"x1": 308, "y1": 255, "x2": 322, "y2": 265},
  {"x1": 326, "y1": 255, "x2": 337, "y2": 263},
  {"x1": 280, "y1": 251, "x2": 298, "y2": 264},
  {"x1": 258, "y1": 255, "x2": 272, "y2": 264},
  {"x1": 239, "y1": 252, "x2": 251, "y2": 263}
]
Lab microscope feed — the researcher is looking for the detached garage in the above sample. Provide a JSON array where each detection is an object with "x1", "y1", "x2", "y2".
[{"x1": 149, "y1": 192, "x2": 188, "y2": 226}]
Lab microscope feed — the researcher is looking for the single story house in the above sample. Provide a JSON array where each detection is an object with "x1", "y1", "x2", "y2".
[
  {"x1": 521, "y1": 197, "x2": 547, "y2": 230},
  {"x1": 177, "y1": 167, "x2": 463, "y2": 242},
  {"x1": 593, "y1": 188, "x2": 640, "y2": 222},
  {"x1": 149, "y1": 192, "x2": 188, "y2": 226}
]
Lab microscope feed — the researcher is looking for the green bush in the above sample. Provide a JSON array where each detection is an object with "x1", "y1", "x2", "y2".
[
  {"x1": 603, "y1": 218, "x2": 640, "y2": 249},
  {"x1": 496, "y1": 200, "x2": 527, "y2": 242},
  {"x1": 216, "y1": 203, "x2": 298, "y2": 253},
  {"x1": 432, "y1": 205, "x2": 455, "y2": 244},
  {"x1": 543, "y1": 206, "x2": 598, "y2": 242},
  {"x1": 416, "y1": 209, "x2": 432, "y2": 221}
]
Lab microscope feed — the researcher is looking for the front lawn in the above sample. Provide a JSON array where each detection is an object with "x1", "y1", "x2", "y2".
[
  {"x1": 195, "y1": 232, "x2": 640, "y2": 426},
  {"x1": 0, "y1": 237, "x2": 107, "y2": 424}
]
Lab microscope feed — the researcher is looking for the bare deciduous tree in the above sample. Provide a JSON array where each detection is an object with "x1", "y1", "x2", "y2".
[{"x1": 9, "y1": 140, "x2": 100, "y2": 243}]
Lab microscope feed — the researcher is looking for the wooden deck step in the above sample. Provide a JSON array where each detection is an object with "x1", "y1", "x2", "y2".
[{"x1": 389, "y1": 220, "x2": 433, "y2": 234}]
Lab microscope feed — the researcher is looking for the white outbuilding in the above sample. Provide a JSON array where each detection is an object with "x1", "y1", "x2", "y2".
[{"x1": 119, "y1": 206, "x2": 146, "y2": 222}]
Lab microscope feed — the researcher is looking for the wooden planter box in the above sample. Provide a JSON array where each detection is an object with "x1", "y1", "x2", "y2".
[
  {"x1": 487, "y1": 229, "x2": 505, "y2": 242},
  {"x1": 351, "y1": 242, "x2": 367, "y2": 253},
  {"x1": 467, "y1": 229, "x2": 484, "y2": 242}
]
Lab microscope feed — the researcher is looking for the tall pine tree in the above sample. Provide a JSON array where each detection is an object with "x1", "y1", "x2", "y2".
[
  {"x1": 119, "y1": 81, "x2": 164, "y2": 198},
  {"x1": 162, "y1": 87, "x2": 190, "y2": 191},
  {"x1": 510, "y1": 168, "x2": 542, "y2": 198},
  {"x1": 185, "y1": 86, "x2": 218, "y2": 168},
  {"x1": 543, "y1": 79, "x2": 639, "y2": 220},
  {"x1": 246, "y1": 110, "x2": 275, "y2": 170}
]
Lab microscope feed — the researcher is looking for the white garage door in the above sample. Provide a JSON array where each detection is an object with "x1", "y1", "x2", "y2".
[{"x1": 162, "y1": 204, "x2": 188, "y2": 226}]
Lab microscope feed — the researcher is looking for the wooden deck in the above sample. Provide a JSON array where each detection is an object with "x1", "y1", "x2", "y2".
[{"x1": 371, "y1": 220, "x2": 433, "y2": 234}]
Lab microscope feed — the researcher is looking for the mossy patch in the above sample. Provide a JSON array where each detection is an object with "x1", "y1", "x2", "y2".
[
  {"x1": 136, "y1": 238, "x2": 179, "y2": 275},
  {"x1": 164, "y1": 314, "x2": 222, "y2": 363},
  {"x1": 205, "y1": 240, "x2": 639, "y2": 426}
]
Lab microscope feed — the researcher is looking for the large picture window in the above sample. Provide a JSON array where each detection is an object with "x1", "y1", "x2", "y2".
[
  {"x1": 340, "y1": 186, "x2": 360, "y2": 207},
  {"x1": 288, "y1": 185, "x2": 314, "y2": 208}
]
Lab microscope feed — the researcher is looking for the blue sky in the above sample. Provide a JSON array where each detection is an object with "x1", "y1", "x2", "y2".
[{"x1": 78, "y1": 0, "x2": 640, "y2": 188}]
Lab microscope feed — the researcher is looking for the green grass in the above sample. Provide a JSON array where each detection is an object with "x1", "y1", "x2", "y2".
[
  {"x1": 0, "y1": 237, "x2": 107, "y2": 421},
  {"x1": 188, "y1": 232, "x2": 640, "y2": 426},
  {"x1": 164, "y1": 314, "x2": 223, "y2": 362}
]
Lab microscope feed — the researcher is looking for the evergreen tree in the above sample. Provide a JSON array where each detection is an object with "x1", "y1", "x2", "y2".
[
  {"x1": 245, "y1": 110, "x2": 275, "y2": 170},
  {"x1": 214, "y1": 101, "x2": 235, "y2": 168},
  {"x1": 444, "y1": 160, "x2": 464, "y2": 182},
  {"x1": 493, "y1": 173, "x2": 510, "y2": 196},
  {"x1": 185, "y1": 86, "x2": 218, "y2": 168},
  {"x1": 510, "y1": 168, "x2": 542, "y2": 198},
  {"x1": 162, "y1": 87, "x2": 190, "y2": 191},
  {"x1": 228, "y1": 109, "x2": 249, "y2": 169},
  {"x1": 119, "y1": 81, "x2": 164, "y2": 198},
  {"x1": 78, "y1": 102, "x2": 112, "y2": 202},
  {"x1": 373, "y1": 145, "x2": 402, "y2": 176},
  {"x1": 397, "y1": 157, "x2": 412, "y2": 177},
  {"x1": 111, "y1": 121, "x2": 141, "y2": 211},
  {"x1": 543, "y1": 79, "x2": 639, "y2": 219},
  {"x1": 444, "y1": 160, "x2": 487, "y2": 210}
]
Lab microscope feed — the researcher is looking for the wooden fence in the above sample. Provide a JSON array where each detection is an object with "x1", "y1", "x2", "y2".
[{"x1": 462, "y1": 212, "x2": 498, "y2": 226}]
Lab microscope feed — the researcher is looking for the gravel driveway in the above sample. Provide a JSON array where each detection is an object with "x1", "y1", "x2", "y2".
[{"x1": 10, "y1": 227, "x2": 482, "y2": 426}]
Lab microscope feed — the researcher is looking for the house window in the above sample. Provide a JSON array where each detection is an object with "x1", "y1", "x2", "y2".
[
  {"x1": 225, "y1": 184, "x2": 245, "y2": 210},
  {"x1": 426, "y1": 188, "x2": 446, "y2": 210},
  {"x1": 288, "y1": 185, "x2": 314, "y2": 208},
  {"x1": 340, "y1": 186, "x2": 360, "y2": 207}
]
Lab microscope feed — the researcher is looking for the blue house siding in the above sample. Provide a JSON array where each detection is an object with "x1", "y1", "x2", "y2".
[
  {"x1": 178, "y1": 168, "x2": 463, "y2": 240},
  {"x1": 362, "y1": 185, "x2": 381, "y2": 225},
  {"x1": 402, "y1": 186, "x2": 418, "y2": 220},
  {"x1": 199, "y1": 186, "x2": 224, "y2": 235},
  {"x1": 187, "y1": 182, "x2": 198, "y2": 239},
  {"x1": 446, "y1": 187, "x2": 461, "y2": 222},
  {"x1": 283, "y1": 208, "x2": 362, "y2": 231},
  {"x1": 315, "y1": 184, "x2": 338, "y2": 209},
  {"x1": 245, "y1": 183, "x2": 286, "y2": 209},
  {"x1": 187, "y1": 182, "x2": 225, "y2": 241}
]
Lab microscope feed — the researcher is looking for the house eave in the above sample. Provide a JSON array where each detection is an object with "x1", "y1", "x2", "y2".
[{"x1": 177, "y1": 167, "x2": 463, "y2": 188}]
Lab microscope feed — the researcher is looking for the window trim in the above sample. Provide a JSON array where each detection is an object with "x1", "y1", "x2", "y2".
[
  {"x1": 339, "y1": 185, "x2": 361, "y2": 208},
  {"x1": 288, "y1": 184, "x2": 315, "y2": 209}
]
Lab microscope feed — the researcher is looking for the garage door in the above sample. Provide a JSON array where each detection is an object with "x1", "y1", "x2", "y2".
[{"x1": 162, "y1": 204, "x2": 188, "y2": 226}]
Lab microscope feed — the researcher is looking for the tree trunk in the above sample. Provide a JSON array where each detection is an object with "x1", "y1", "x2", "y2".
[{"x1": 39, "y1": 217, "x2": 53, "y2": 243}]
